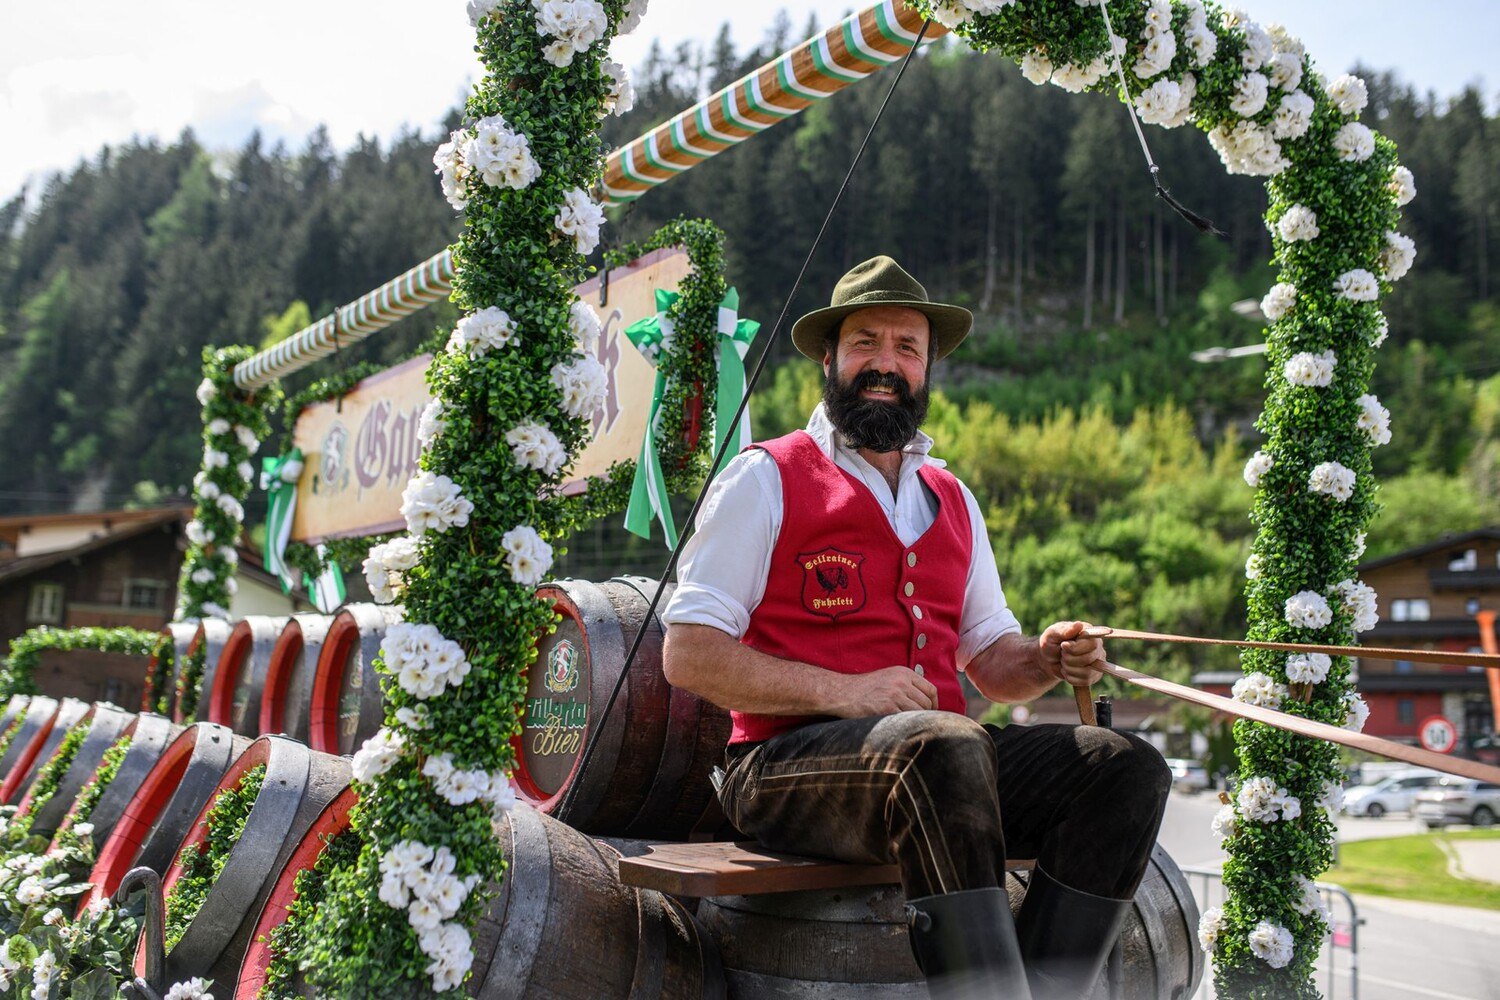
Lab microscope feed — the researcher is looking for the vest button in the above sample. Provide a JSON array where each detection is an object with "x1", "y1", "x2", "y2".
[
  {"x1": 916, "y1": 633, "x2": 927, "y2": 649},
  {"x1": 904, "y1": 582, "x2": 915, "y2": 597},
  {"x1": 914, "y1": 664, "x2": 925, "y2": 678},
  {"x1": 907, "y1": 552, "x2": 917, "y2": 568},
  {"x1": 912, "y1": 605, "x2": 923, "y2": 620}
]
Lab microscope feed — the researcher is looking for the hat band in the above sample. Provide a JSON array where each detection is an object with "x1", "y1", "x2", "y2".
[{"x1": 836, "y1": 288, "x2": 932, "y2": 307}]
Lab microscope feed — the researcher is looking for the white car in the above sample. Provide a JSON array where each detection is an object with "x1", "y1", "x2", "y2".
[
  {"x1": 1343, "y1": 772, "x2": 1445, "y2": 818},
  {"x1": 1414, "y1": 778, "x2": 1500, "y2": 829}
]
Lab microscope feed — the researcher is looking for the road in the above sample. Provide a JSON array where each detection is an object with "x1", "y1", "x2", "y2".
[{"x1": 1159, "y1": 790, "x2": 1500, "y2": 1000}]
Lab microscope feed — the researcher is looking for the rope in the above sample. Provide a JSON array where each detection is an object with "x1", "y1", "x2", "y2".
[
  {"x1": 565, "y1": 17, "x2": 936, "y2": 813},
  {"x1": 1087, "y1": 625, "x2": 1500, "y2": 669},
  {"x1": 1095, "y1": 0, "x2": 1225, "y2": 237}
]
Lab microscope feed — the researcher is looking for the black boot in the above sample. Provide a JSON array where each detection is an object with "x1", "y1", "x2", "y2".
[
  {"x1": 906, "y1": 887, "x2": 1034, "y2": 1000},
  {"x1": 1015, "y1": 866, "x2": 1130, "y2": 1000}
]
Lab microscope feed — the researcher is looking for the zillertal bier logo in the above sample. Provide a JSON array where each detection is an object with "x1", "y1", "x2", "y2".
[
  {"x1": 797, "y1": 547, "x2": 866, "y2": 621},
  {"x1": 544, "y1": 638, "x2": 581, "y2": 694}
]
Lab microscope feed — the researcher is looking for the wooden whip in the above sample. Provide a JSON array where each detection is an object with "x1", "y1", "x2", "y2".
[{"x1": 1081, "y1": 625, "x2": 1500, "y2": 668}]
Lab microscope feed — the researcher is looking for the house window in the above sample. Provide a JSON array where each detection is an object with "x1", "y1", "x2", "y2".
[
  {"x1": 1397, "y1": 699, "x2": 1416, "y2": 726},
  {"x1": 1449, "y1": 549, "x2": 1478, "y2": 571},
  {"x1": 124, "y1": 579, "x2": 168, "y2": 611},
  {"x1": 27, "y1": 583, "x2": 64, "y2": 624},
  {"x1": 1390, "y1": 599, "x2": 1430, "y2": 622}
]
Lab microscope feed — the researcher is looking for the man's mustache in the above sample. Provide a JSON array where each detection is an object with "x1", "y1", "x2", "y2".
[{"x1": 853, "y1": 370, "x2": 911, "y2": 397}]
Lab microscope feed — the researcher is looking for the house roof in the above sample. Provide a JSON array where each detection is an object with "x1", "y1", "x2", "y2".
[
  {"x1": 0, "y1": 510, "x2": 188, "y2": 586},
  {"x1": 1357, "y1": 526, "x2": 1500, "y2": 573}
]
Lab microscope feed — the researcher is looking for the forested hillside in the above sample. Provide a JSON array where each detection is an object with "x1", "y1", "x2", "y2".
[{"x1": 1, "y1": 24, "x2": 1497, "y2": 665}]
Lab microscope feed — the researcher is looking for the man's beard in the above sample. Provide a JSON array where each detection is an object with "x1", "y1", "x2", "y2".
[{"x1": 823, "y1": 367, "x2": 929, "y2": 453}]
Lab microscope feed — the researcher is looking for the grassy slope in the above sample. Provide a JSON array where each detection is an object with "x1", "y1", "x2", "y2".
[{"x1": 1330, "y1": 830, "x2": 1500, "y2": 911}]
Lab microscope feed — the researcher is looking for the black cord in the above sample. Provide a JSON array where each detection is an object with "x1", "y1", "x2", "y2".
[{"x1": 565, "y1": 18, "x2": 935, "y2": 808}]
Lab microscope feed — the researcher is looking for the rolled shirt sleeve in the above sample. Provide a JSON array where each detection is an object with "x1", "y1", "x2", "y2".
[{"x1": 955, "y1": 481, "x2": 1022, "y2": 668}]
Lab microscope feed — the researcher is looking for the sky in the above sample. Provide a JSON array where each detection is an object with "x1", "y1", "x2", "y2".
[{"x1": 1, "y1": 1, "x2": 1496, "y2": 205}]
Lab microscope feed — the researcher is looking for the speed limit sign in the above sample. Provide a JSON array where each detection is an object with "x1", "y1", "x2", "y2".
[{"x1": 1418, "y1": 715, "x2": 1458, "y2": 754}]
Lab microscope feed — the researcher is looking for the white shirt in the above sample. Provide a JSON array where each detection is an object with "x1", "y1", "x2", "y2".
[{"x1": 663, "y1": 404, "x2": 1022, "y2": 668}]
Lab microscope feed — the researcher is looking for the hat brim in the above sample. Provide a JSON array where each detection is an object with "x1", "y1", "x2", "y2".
[{"x1": 791, "y1": 299, "x2": 973, "y2": 362}]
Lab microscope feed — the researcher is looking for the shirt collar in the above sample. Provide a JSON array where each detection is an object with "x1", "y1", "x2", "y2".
[{"x1": 805, "y1": 403, "x2": 945, "y2": 469}]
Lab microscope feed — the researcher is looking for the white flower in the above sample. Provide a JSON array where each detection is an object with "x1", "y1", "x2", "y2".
[
  {"x1": 1207, "y1": 121, "x2": 1289, "y2": 176},
  {"x1": 1266, "y1": 51, "x2": 1302, "y2": 91},
  {"x1": 1198, "y1": 907, "x2": 1226, "y2": 952},
  {"x1": 1317, "y1": 779, "x2": 1345, "y2": 813},
  {"x1": 433, "y1": 131, "x2": 472, "y2": 210},
  {"x1": 1352, "y1": 532, "x2": 1367, "y2": 560},
  {"x1": 1334, "y1": 578, "x2": 1379, "y2": 632},
  {"x1": 602, "y1": 61, "x2": 635, "y2": 116},
  {"x1": 186, "y1": 519, "x2": 212, "y2": 546},
  {"x1": 207, "y1": 418, "x2": 231, "y2": 436},
  {"x1": 1335, "y1": 268, "x2": 1380, "y2": 302},
  {"x1": 1293, "y1": 875, "x2": 1329, "y2": 919},
  {"x1": 203, "y1": 449, "x2": 229, "y2": 470},
  {"x1": 417, "y1": 400, "x2": 447, "y2": 449},
  {"x1": 216, "y1": 494, "x2": 244, "y2": 521},
  {"x1": 1276, "y1": 204, "x2": 1319, "y2": 243},
  {"x1": 278, "y1": 459, "x2": 303, "y2": 482},
  {"x1": 1050, "y1": 58, "x2": 1109, "y2": 94},
  {"x1": 1243, "y1": 450, "x2": 1274, "y2": 488},
  {"x1": 1308, "y1": 461, "x2": 1356, "y2": 501},
  {"x1": 363, "y1": 536, "x2": 420, "y2": 604},
  {"x1": 1185, "y1": 27, "x2": 1217, "y2": 67},
  {"x1": 554, "y1": 187, "x2": 605, "y2": 255},
  {"x1": 219, "y1": 547, "x2": 239, "y2": 567},
  {"x1": 568, "y1": 301, "x2": 603, "y2": 353},
  {"x1": 1246, "y1": 553, "x2": 1263, "y2": 580},
  {"x1": 1211, "y1": 805, "x2": 1237, "y2": 842},
  {"x1": 202, "y1": 602, "x2": 231, "y2": 618},
  {"x1": 72, "y1": 823, "x2": 93, "y2": 839},
  {"x1": 1238, "y1": 20, "x2": 1273, "y2": 71},
  {"x1": 617, "y1": 0, "x2": 648, "y2": 34},
  {"x1": 487, "y1": 771, "x2": 517, "y2": 811},
  {"x1": 1020, "y1": 50, "x2": 1053, "y2": 85},
  {"x1": 16, "y1": 876, "x2": 49, "y2": 904},
  {"x1": 383, "y1": 623, "x2": 471, "y2": 700},
  {"x1": 351, "y1": 727, "x2": 406, "y2": 784},
  {"x1": 1135, "y1": 79, "x2": 1192, "y2": 127},
  {"x1": 1133, "y1": 31, "x2": 1177, "y2": 80},
  {"x1": 41, "y1": 909, "x2": 62, "y2": 926},
  {"x1": 1285, "y1": 653, "x2": 1331, "y2": 685},
  {"x1": 224, "y1": 577, "x2": 238, "y2": 596},
  {"x1": 1270, "y1": 90, "x2": 1314, "y2": 140},
  {"x1": 1237, "y1": 776, "x2": 1299, "y2": 823},
  {"x1": 191, "y1": 567, "x2": 215, "y2": 585},
  {"x1": 467, "y1": 0, "x2": 501, "y2": 27},
  {"x1": 407, "y1": 896, "x2": 444, "y2": 932},
  {"x1": 31, "y1": 949, "x2": 56, "y2": 999},
  {"x1": 1248, "y1": 920, "x2": 1294, "y2": 968},
  {"x1": 1285, "y1": 591, "x2": 1333, "y2": 629},
  {"x1": 448, "y1": 306, "x2": 517, "y2": 357},
  {"x1": 1356, "y1": 394, "x2": 1391, "y2": 446},
  {"x1": 400, "y1": 472, "x2": 474, "y2": 536},
  {"x1": 1283, "y1": 349, "x2": 1335, "y2": 388},
  {"x1": 381, "y1": 839, "x2": 435, "y2": 878},
  {"x1": 1230, "y1": 72, "x2": 1269, "y2": 117},
  {"x1": 234, "y1": 425, "x2": 259, "y2": 450},
  {"x1": 396, "y1": 705, "x2": 432, "y2": 730},
  {"x1": 379, "y1": 867, "x2": 410, "y2": 909},
  {"x1": 1261, "y1": 281, "x2": 1297, "y2": 320},
  {"x1": 551, "y1": 356, "x2": 607, "y2": 419},
  {"x1": 164, "y1": 978, "x2": 214, "y2": 1000},
  {"x1": 1327, "y1": 74, "x2": 1369, "y2": 116},
  {"x1": 1333, "y1": 122, "x2": 1375, "y2": 162},
  {"x1": 502, "y1": 525, "x2": 554, "y2": 587},
  {"x1": 1389, "y1": 165, "x2": 1417, "y2": 206},
  {"x1": 1381, "y1": 231, "x2": 1416, "y2": 282},
  {"x1": 238, "y1": 460, "x2": 255, "y2": 482},
  {"x1": 1233, "y1": 672, "x2": 1287, "y2": 708},
  {"x1": 1371, "y1": 312, "x2": 1389, "y2": 348},
  {"x1": 535, "y1": 0, "x2": 609, "y2": 67},
  {"x1": 419, "y1": 921, "x2": 475, "y2": 993},
  {"x1": 505, "y1": 421, "x2": 568, "y2": 476},
  {"x1": 467, "y1": 115, "x2": 540, "y2": 190},
  {"x1": 1343, "y1": 691, "x2": 1370, "y2": 732},
  {"x1": 196, "y1": 379, "x2": 217, "y2": 406}
]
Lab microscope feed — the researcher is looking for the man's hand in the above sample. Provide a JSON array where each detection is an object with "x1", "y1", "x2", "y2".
[
  {"x1": 1038, "y1": 620, "x2": 1106, "y2": 688},
  {"x1": 834, "y1": 666, "x2": 938, "y2": 718}
]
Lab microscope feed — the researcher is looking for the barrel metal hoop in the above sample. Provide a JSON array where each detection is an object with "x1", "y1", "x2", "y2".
[
  {"x1": 1134, "y1": 851, "x2": 1176, "y2": 1000},
  {"x1": 1151, "y1": 846, "x2": 1203, "y2": 995},
  {"x1": 90, "y1": 714, "x2": 179, "y2": 841},
  {"x1": 480, "y1": 805, "x2": 553, "y2": 994},
  {"x1": 555, "y1": 581, "x2": 630, "y2": 823}
]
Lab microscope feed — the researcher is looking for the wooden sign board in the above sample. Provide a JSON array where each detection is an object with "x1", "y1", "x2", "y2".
[{"x1": 290, "y1": 247, "x2": 691, "y2": 543}]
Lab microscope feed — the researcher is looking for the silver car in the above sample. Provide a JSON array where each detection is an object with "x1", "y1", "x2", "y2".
[
  {"x1": 1414, "y1": 777, "x2": 1500, "y2": 829},
  {"x1": 1165, "y1": 758, "x2": 1209, "y2": 794}
]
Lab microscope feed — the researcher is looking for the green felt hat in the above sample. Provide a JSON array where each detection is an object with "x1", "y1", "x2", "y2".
[{"x1": 791, "y1": 255, "x2": 972, "y2": 362}]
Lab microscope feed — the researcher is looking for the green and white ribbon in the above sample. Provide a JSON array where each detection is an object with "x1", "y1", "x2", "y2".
[
  {"x1": 623, "y1": 287, "x2": 759, "y2": 546},
  {"x1": 261, "y1": 449, "x2": 304, "y2": 592},
  {"x1": 262, "y1": 449, "x2": 346, "y2": 612}
]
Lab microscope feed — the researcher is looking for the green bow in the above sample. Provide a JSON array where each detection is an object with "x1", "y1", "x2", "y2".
[
  {"x1": 623, "y1": 287, "x2": 759, "y2": 547},
  {"x1": 261, "y1": 449, "x2": 346, "y2": 613}
]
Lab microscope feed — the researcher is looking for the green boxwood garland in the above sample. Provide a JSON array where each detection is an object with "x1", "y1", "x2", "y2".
[
  {"x1": 143, "y1": 633, "x2": 176, "y2": 716},
  {"x1": 64, "y1": 734, "x2": 131, "y2": 834},
  {"x1": 173, "y1": 641, "x2": 208, "y2": 724},
  {"x1": 176, "y1": 346, "x2": 281, "y2": 622},
  {"x1": 913, "y1": 1, "x2": 1413, "y2": 995},
  {"x1": 0, "y1": 708, "x2": 28, "y2": 769},
  {"x1": 163, "y1": 764, "x2": 267, "y2": 950},
  {"x1": 1, "y1": 627, "x2": 161, "y2": 698},
  {"x1": 19, "y1": 719, "x2": 92, "y2": 832},
  {"x1": 258, "y1": 827, "x2": 362, "y2": 1000}
]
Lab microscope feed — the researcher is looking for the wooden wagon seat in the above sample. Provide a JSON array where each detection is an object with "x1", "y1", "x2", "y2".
[{"x1": 617, "y1": 840, "x2": 1034, "y2": 898}]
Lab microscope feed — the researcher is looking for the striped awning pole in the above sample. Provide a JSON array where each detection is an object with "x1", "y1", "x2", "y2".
[
  {"x1": 602, "y1": 0, "x2": 942, "y2": 203},
  {"x1": 232, "y1": 1, "x2": 940, "y2": 391}
]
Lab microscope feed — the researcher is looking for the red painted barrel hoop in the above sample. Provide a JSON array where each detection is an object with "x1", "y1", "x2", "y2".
[
  {"x1": 206, "y1": 616, "x2": 285, "y2": 736},
  {"x1": 2, "y1": 697, "x2": 89, "y2": 805},
  {"x1": 259, "y1": 615, "x2": 330, "y2": 740},
  {"x1": 175, "y1": 620, "x2": 233, "y2": 723},
  {"x1": 15, "y1": 703, "x2": 135, "y2": 837},
  {"x1": 308, "y1": 605, "x2": 389, "y2": 755}
]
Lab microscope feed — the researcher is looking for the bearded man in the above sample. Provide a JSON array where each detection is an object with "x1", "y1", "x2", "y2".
[{"x1": 662, "y1": 256, "x2": 1170, "y2": 1000}]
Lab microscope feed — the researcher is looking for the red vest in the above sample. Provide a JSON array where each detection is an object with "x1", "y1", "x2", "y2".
[{"x1": 732, "y1": 431, "x2": 973, "y2": 743}]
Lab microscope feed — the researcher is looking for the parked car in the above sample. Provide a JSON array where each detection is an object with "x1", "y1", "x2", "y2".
[
  {"x1": 1165, "y1": 759, "x2": 1209, "y2": 794},
  {"x1": 1342, "y1": 772, "x2": 1445, "y2": 817},
  {"x1": 1414, "y1": 777, "x2": 1500, "y2": 829}
]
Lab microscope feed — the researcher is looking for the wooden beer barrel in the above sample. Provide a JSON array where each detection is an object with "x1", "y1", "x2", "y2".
[
  {"x1": 696, "y1": 846, "x2": 1202, "y2": 999},
  {"x1": 175, "y1": 619, "x2": 234, "y2": 723},
  {"x1": 150, "y1": 735, "x2": 351, "y2": 988},
  {"x1": 469, "y1": 804, "x2": 724, "y2": 998},
  {"x1": 0, "y1": 695, "x2": 33, "y2": 771},
  {"x1": 52, "y1": 713, "x2": 182, "y2": 848},
  {"x1": 205, "y1": 616, "x2": 288, "y2": 736},
  {"x1": 258, "y1": 614, "x2": 333, "y2": 742},
  {"x1": 84, "y1": 722, "x2": 251, "y2": 909},
  {"x1": 2, "y1": 697, "x2": 89, "y2": 805},
  {"x1": 513, "y1": 577, "x2": 730, "y2": 839},
  {"x1": 0, "y1": 695, "x2": 55, "y2": 789},
  {"x1": 15, "y1": 703, "x2": 136, "y2": 838},
  {"x1": 144, "y1": 623, "x2": 199, "y2": 713},
  {"x1": 309, "y1": 604, "x2": 399, "y2": 755}
]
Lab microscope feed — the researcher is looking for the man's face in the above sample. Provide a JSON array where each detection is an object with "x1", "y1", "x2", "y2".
[{"x1": 821, "y1": 305, "x2": 932, "y2": 453}]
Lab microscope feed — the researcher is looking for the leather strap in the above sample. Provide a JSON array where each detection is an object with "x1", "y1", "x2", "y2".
[
  {"x1": 1098, "y1": 660, "x2": 1500, "y2": 785},
  {"x1": 1084, "y1": 625, "x2": 1500, "y2": 669}
]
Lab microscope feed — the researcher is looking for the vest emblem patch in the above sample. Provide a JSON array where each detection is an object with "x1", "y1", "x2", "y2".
[{"x1": 796, "y1": 547, "x2": 867, "y2": 620}]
